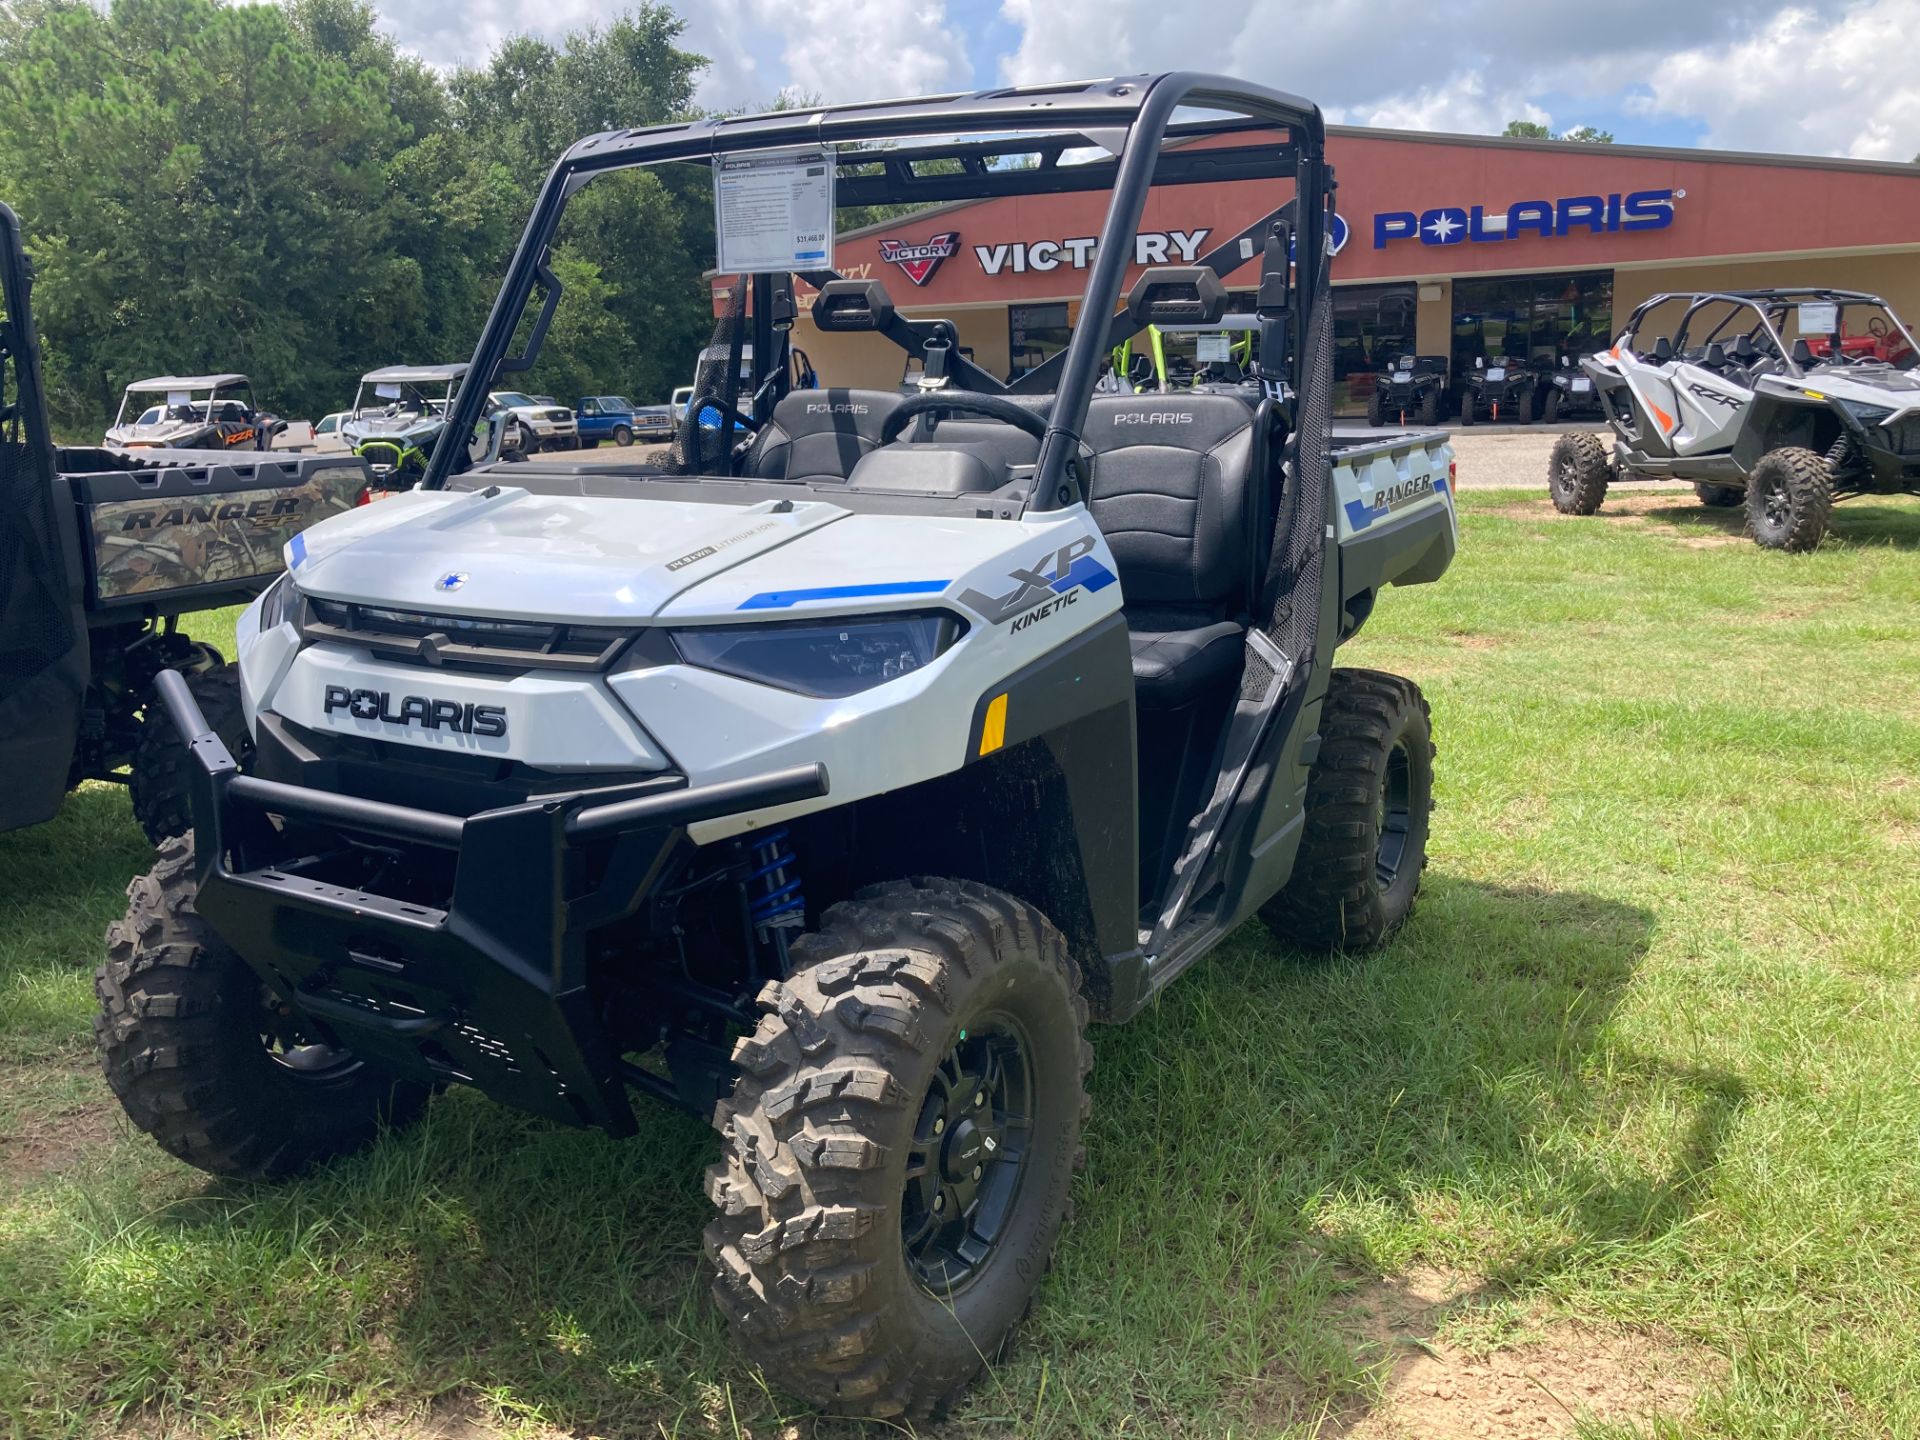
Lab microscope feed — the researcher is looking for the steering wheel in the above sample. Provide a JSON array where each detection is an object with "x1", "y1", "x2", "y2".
[
  {"x1": 1868, "y1": 315, "x2": 1890, "y2": 337},
  {"x1": 880, "y1": 391, "x2": 1049, "y2": 446}
]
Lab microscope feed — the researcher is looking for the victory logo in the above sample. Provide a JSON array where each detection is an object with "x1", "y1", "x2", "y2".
[{"x1": 878, "y1": 232, "x2": 959, "y2": 287}]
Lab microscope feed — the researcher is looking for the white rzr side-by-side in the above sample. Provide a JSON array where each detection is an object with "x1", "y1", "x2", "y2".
[
  {"x1": 94, "y1": 75, "x2": 1457, "y2": 1419},
  {"x1": 1552, "y1": 289, "x2": 1920, "y2": 549}
]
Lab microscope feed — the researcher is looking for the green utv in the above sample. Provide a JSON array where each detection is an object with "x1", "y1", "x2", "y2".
[{"x1": 92, "y1": 75, "x2": 1458, "y2": 1417}]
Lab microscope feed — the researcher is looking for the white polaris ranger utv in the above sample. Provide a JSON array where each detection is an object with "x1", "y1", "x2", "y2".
[{"x1": 97, "y1": 74, "x2": 1457, "y2": 1419}]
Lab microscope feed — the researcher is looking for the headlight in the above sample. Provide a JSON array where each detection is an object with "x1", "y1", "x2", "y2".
[
  {"x1": 1837, "y1": 398, "x2": 1895, "y2": 426},
  {"x1": 672, "y1": 613, "x2": 965, "y2": 698},
  {"x1": 258, "y1": 571, "x2": 300, "y2": 629}
]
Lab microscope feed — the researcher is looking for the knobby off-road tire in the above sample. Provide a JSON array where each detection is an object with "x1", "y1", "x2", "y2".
[
  {"x1": 1745, "y1": 446, "x2": 1832, "y2": 552},
  {"x1": 1547, "y1": 430, "x2": 1612, "y2": 515},
  {"x1": 96, "y1": 835, "x2": 430, "y2": 1179},
  {"x1": 1457, "y1": 395, "x2": 1474, "y2": 426},
  {"x1": 1417, "y1": 386, "x2": 1441, "y2": 427},
  {"x1": 1261, "y1": 669, "x2": 1435, "y2": 952},
  {"x1": 1694, "y1": 481, "x2": 1744, "y2": 508},
  {"x1": 1542, "y1": 386, "x2": 1562, "y2": 425},
  {"x1": 128, "y1": 664, "x2": 253, "y2": 846},
  {"x1": 1367, "y1": 387, "x2": 1385, "y2": 427},
  {"x1": 705, "y1": 879, "x2": 1092, "y2": 1419}
]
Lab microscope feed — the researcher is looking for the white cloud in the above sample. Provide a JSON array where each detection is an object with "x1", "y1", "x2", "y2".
[
  {"x1": 1628, "y1": 0, "x2": 1920, "y2": 159},
  {"x1": 993, "y1": 0, "x2": 1920, "y2": 159}
]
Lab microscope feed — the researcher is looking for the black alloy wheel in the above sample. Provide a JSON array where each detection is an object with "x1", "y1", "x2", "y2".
[{"x1": 902, "y1": 1022, "x2": 1033, "y2": 1292}]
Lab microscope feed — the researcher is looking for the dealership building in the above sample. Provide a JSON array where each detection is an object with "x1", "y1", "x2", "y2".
[{"x1": 771, "y1": 126, "x2": 1920, "y2": 414}]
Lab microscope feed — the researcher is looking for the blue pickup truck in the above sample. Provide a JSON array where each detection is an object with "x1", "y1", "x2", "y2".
[{"x1": 575, "y1": 395, "x2": 674, "y2": 447}]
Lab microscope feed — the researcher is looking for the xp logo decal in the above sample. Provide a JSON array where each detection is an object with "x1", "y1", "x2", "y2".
[
  {"x1": 323, "y1": 685, "x2": 508, "y2": 737},
  {"x1": 879, "y1": 232, "x2": 960, "y2": 287},
  {"x1": 1374, "y1": 190, "x2": 1678, "y2": 248},
  {"x1": 436, "y1": 572, "x2": 468, "y2": 592},
  {"x1": 958, "y1": 535, "x2": 1117, "y2": 626}
]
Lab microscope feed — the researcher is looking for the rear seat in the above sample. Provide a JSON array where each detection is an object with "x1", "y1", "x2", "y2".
[{"x1": 1080, "y1": 393, "x2": 1261, "y2": 709}]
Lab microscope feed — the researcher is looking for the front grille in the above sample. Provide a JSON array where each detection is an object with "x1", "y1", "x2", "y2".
[{"x1": 301, "y1": 597, "x2": 635, "y2": 672}]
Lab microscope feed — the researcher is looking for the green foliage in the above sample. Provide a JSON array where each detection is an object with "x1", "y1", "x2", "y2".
[
  {"x1": 0, "y1": 0, "x2": 715, "y2": 433},
  {"x1": 1503, "y1": 118, "x2": 1617, "y2": 143}
]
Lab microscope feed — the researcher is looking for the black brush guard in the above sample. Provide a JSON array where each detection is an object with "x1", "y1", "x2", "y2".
[{"x1": 155, "y1": 669, "x2": 828, "y2": 1135}]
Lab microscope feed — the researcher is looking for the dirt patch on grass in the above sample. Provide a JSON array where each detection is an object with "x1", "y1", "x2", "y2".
[
  {"x1": 0, "y1": 1063, "x2": 115, "y2": 1187},
  {"x1": 1327, "y1": 1267, "x2": 1714, "y2": 1440}
]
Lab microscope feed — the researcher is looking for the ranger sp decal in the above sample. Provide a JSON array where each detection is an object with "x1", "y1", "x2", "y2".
[{"x1": 958, "y1": 535, "x2": 1117, "y2": 625}]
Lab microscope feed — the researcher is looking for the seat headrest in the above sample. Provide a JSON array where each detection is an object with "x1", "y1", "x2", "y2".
[
  {"x1": 768, "y1": 387, "x2": 902, "y2": 435},
  {"x1": 811, "y1": 279, "x2": 896, "y2": 332},
  {"x1": 1790, "y1": 337, "x2": 1814, "y2": 366},
  {"x1": 1126, "y1": 267, "x2": 1228, "y2": 326},
  {"x1": 1082, "y1": 393, "x2": 1253, "y2": 452}
]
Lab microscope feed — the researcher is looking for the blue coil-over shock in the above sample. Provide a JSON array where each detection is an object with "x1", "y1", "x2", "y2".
[{"x1": 744, "y1": 827, "x2": 805, "y2": 972}]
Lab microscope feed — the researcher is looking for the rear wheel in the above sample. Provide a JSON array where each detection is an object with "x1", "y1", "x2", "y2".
[
  {"x1": 1745, "y1": 447, "x2": 1831, "y2": 552},
  {"x1": 129, "y1": 663, "x2": 252, "y2": 846},
  {"x1": 1547, "y1": 431, "x2": 1612, "y2": 515},
  {"x1": 1693, "y1": 481, "x2": 1743, "y2": 507},
  {"x1": 1262, "y1": 669, "x2": 1434, "y2": 952},
  {"x1": 705, "y1": 879, "x2": 1090, "y2": 1419},
  {"x1": 96, "y1": 836, "x2": 430, "y2": 1179},
  {"x1": 1367, "y1": 388, "x2": 1384, "y2": 427}
]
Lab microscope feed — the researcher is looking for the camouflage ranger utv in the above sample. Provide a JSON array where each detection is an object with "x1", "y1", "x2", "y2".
[{"x1": 0, "y1": 202, "x2": 383, "y2": 843}]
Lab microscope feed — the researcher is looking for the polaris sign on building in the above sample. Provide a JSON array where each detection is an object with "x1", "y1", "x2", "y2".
[
  {"x1": 779, "y1": 123, "x2": 1920, "y2": 416},
  {"x1": 1373, "y1": 190, "x2": 1680, "y2": 248}
]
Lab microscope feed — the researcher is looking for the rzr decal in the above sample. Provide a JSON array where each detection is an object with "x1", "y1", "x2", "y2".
[
  {"x1": 958, "y1": 535, "x2": 1116, "y2": 624},
  {"x1": 878, "y1": 232, "x2": 959, "y2": 287},
  {"x1": 1684, "y1": 382, "x2": 1744, "y2": 412}
]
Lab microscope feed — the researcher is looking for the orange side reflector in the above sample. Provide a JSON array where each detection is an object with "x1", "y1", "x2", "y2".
[{"x1": 979, "y1": 693, "x2": 1008, "y2": 756}]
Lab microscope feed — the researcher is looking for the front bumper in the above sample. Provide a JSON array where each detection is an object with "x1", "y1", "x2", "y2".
[{"x1": 154, "y1": 669, "x2": 827, "y2": 1134}]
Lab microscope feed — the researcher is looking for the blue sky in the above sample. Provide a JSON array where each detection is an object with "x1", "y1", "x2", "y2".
[{"x1": 384, "y1": 0, "x2": 1920, "y2": 162}]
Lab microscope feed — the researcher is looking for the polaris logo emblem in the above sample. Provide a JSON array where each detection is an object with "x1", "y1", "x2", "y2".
[
  {"x1": 323, "y1": 685, "x2": 507, "y2": 737},
  {"x1": 804, "y1": 402, "x2": 870, "y2": 415},
  {"x1": 1113, "y1": 412, "x2": 1193, "y2": 426},
  {"x1": 879, "y1": 232, "x2": 959, "y2": 287},
  {"x1": 436, "y1": 572, "x2": 468, "y2": 591},
  {"x1": 959, "y1": 534, "x2": 1117, "y2": 624}
]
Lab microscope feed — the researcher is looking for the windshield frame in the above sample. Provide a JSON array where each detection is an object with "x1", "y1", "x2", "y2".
[{"x1": 422, "y1": 73, "x2": 1330, "y2": 505}]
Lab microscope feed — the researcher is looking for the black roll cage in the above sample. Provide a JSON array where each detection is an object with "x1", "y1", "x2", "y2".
[
  {"x1": 1619, "y1": 288, "x2": 1918, "y2": 378},
  {"x1": 422, "y1": 74, "x2": 1330, "y2": 507}
]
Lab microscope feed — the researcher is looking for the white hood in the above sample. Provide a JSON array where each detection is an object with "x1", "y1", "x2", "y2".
[{"x1": 291, "y1": 487, "x2": 855, "y2": 622}]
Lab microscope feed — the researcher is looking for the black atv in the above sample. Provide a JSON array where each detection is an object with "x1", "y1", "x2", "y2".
[
  {"x1": 1367, "y1": 354, "x2": 1448, "y2": 427},
  {"x1": 1538, "y1": 352, "x2": 1607, "y2": 423},
  {"x1": 1457, "y1": 353, "x2": 1544, "y2": 426}
]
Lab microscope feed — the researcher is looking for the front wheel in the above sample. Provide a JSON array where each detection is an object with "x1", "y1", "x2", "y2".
[
  {"x1": 129, "y1": 663, "x2": 253, "y2": 846},
  {"x1": 1542, "y1": 386, "x2": 1562, "y2": 425},
  {"x1": 1547, "y1": 430, "x2": 1612, "y2": 515},
  {"x1": 1261, "y1": 670, "x2": 1435, "y2": 951},
  {"x1": 612, "y1": 424, "x2": 634, "y2": 446},
  {"x1": 1745, "y1": 447, "x2": 1832, "y2": 552},
  {"x1": 706, "y1": 879, "x2": 1091, "y2": 1419},
  {"x1": 1417, "y1": 386, "x2": 1440, "y2": 427},
  {"x1": 96, "y1": 836, "x2": 430, "y2": 1179},
  {"x1": 1457, "y1": 395, "x2": 1474, "y2": 426},
  {"x1": 1367, "y1": 388, "x2": 1384, "y2": 427}
]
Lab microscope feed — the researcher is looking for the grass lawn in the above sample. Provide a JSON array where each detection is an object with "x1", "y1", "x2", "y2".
[{"x1": 3, "y1": 488, "x2": 1918, "y2": 1438}]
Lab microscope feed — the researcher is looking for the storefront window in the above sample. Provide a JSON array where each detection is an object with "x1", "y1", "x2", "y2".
[
  {"x1": 1009, "y1": 303, "x2": 1071, "y2": 379},
  {"x1": 1452, "y1": 271, "x2": 1613, "y2": 380},
  {"x1": 1332, "y1": 284, "x2": 1417, "y2": 415}
]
